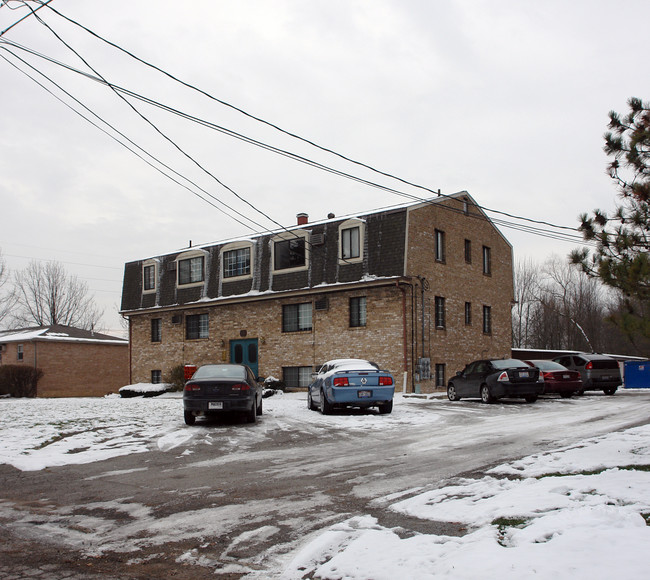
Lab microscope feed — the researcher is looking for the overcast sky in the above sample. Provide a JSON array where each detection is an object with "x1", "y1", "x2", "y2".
[{"x1": 1, "y1": 0, "x2": 649, "y2": 336}]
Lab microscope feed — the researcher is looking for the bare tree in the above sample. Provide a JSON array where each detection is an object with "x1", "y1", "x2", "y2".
[
  {"x1": 12, "y1": 260, "x2": 103, "y2": 330},
  {"x1": 512, "y1": 257, "x2": 541, "y2": 348},
  {"x1": 0, "y1": 249, "x2": 17, "y2": 328}
]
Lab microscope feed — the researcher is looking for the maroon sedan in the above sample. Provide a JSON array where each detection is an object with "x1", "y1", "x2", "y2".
[{"x1": 525, "y1": 360, "x2": 582, "y2": 398}]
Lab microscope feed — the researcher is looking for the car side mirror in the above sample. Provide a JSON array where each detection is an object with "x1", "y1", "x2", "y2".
[{"x1": 456, "y1": 371, "x2": 463, "y2": 377}]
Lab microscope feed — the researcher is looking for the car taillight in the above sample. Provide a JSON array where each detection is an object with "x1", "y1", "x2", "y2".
[
  {"x1": 184, "y1": 383, "x2": 200, "y2": 391},
  {"x1": 585, "y1": 362, "x2": 593, "y2": 370},
  {"x1": 379, "y1": 376, "x2": 393, "y2": 386},
  {"x1": 333, "y1": 377, "x2": 349, "y2": 386},
  {"x1": 497, "y1": 371, "x2": 509, "y2": 382},
  {"x1": 231, "y1": 383, "x2": 251, "y2": 391}
]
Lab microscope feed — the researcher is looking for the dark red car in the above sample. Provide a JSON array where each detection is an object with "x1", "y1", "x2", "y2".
[{"x1": 524, "y1": 360, "x2": 582, "y2": 398}]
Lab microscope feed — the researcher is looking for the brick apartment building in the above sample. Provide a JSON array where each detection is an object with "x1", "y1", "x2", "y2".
[
  {"x1": 0, "y1": 325, "x2": 129, "y2": 397},
  {"x1": 120, "y1": 191, "x2": 514, "y2": 392}
]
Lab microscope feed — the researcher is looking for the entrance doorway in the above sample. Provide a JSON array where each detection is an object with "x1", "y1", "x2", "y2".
[{"x1": 230, "y1": 338, "x2": 259, "y2": 377}]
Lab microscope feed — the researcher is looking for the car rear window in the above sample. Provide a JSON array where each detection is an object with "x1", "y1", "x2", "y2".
[
  {"x1": 590, "y1": 360, "x2": 620, "y2": 370},
  {"x1": 193, "y1": 365, "x2": 246, "y2": 380},
  {"x1": 492, "y1": 359, "x2": 527, "y2": 369}
]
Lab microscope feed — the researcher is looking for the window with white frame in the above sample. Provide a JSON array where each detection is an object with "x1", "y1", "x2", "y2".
[
  {"x1": 283, "y1": 366, "x2": 313, "y2": 388},
  {"x1": 222, "y1": 244, "x2": 252, "y2": 279},
  {"x1": 282, "y1": 303, "x2": 312, "y2": 332},
  {"x1": 178, "y1": 254, "x2": 205, "y2": 286},
  {"x1": 273, "y1": 235, "x2": 307, "y2": 271},
  {"x1": 143, "y1": 262, "x2": 156, "y2": 292},
  {"x1": 186, "y1": 313, "x2": 209, "y2": 339},
  {"x1": 338, "y1": 219, "x2": 365, "y2": 264}
]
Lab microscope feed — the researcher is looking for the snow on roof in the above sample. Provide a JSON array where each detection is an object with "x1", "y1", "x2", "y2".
[{"x1": 0, "y1": 325, "x2": 127, "y2": 345}]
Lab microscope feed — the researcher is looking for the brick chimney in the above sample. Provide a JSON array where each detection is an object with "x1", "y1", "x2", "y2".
[{"x1": 297, "y1": 213, "x2": 308, "y2": 226}]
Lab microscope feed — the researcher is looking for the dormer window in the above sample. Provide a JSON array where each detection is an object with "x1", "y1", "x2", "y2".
[
  {"x1": 177, "y1": 250, "x2": 206, "y2": 287},
  {"x1": 338, "y1": 219, "x2": 365, "y2": 265},
  {"x1": 272, "y1": 230, "x2": 309, "y2": 273},
  {"x1": 142, "y1": 260, "x2": 157, "y2": 293},
  {"x1": 221, "y1": 242, "x2": 253, "y2": 280}
]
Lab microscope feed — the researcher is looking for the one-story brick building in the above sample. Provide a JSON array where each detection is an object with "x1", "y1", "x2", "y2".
[
  {"x1": 120, "y1": 191, "x2": 514, "y2": 392},
  {"x1": 0, "y1": 325, "x2": 129, "y2": 397}
]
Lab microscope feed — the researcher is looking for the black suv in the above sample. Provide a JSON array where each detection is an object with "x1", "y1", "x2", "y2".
[{"x1": 552, "y1": 353, "x2": 622, "y2": 395}]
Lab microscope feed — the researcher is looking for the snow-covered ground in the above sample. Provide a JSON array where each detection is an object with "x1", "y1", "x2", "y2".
[{"x1": 1, "y1": 391, "x2": 650, "y2": 579}]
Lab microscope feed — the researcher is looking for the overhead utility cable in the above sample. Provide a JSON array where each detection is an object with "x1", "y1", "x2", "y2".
[{"x1": 37, "y1": 1, "x2": 580, "y2": 237}]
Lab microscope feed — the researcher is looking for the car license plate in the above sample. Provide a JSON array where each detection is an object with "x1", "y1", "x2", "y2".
[
  {"x1": 563, "y1": 374, "x2": 570, "y2": 379},
  {"x1": 519, "y1": 371, "x2": 529, "y2": 378},
  {"x1": 358, "y1": 390, "x2": 371, "y2": 398},
  {"x1": 208, "y1": 402, "x2": 223, "y2": 410}
]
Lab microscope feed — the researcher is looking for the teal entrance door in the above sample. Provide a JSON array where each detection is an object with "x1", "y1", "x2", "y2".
[{"x1": 230, "y1": 339, "x2": 259, "y2": 377}]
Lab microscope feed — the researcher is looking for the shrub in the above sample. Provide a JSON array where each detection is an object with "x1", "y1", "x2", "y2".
[
  {"x1": 0, "y1": 365, "x2": 43, "y2": 397},
  {"x1": 165, "y1": 364, "x2": 187, "y2": 392}
]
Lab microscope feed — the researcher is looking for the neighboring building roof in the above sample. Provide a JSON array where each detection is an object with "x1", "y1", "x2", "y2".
[{"x1": 0, "y1": 325, "x2": 127, "y2": 345}]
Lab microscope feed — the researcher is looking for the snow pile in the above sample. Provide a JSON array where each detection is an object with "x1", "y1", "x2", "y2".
[{"x1": 281, "y1": 424, "x2": 650, "y2": 580}]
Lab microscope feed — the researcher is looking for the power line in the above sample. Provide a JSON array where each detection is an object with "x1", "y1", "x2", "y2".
[{"x1": 35, "y1": 1, "x2": 581, "y2": 237}]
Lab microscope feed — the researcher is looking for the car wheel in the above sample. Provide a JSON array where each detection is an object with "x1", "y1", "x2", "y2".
[
  {"x1": 525, "y1": 395, "x2": 538, "y2": 403},
  {"x1": 447, "y1": 384, "x2": 460, "y2": 401},
  {"x1": 378, "y1": 400, "x2": 393, "y2": 414},
  {"x1": 319, "y1": 390, "x2": 332, "y2": 415},
  {"x1": 247, "y1": 402, "x2": 257, "y2": 423},
  {"x1": 184, "y1": 410, "x2": 195, "y2": 426},
  {"x1": 307, "y1": 390, "x2": 316, "y2": 411},
  {"x1": 256, "y1": 396, "x2": 263, "y2": 416},
  {"x1": 604, "y1": 388, "x2": 617, "y2": 396},
  {"x1": 480, "y1": 384, "x2": 494, "y2": 404}
]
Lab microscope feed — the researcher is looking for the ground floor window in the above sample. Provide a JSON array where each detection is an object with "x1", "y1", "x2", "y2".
[
  {"x1": 151, "y1": 370, "x2": 162, "y2": 384},
  {"x1": 435, "y1": 363, "x2": 446, "y2": 387},
  {"x1": 283, "y1": 366, "x2": 313, "y2": 388}
]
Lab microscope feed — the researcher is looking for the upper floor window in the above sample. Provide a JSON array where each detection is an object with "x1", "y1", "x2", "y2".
[
  {"x1": 482, "y1": 246, "x2": 492, "y2": 276},
  {"x1": 223, "y1": 246, "x2": 251, "y2": 279},
  {"x1": 338, "y1": 219, "x2": 365, "y2": 265},
  {"x1": 435, "y1": 229, "x2": 446, "y2": 263},
  {"x1": 282, "y1": 303, "x2": 312, "y2": 332},
  {"x1": 17, "y1": 344, "x2": 23, "y2": 361},
  {"x1": 465, "y1": 302, "x2": 472, "y2": 326},
  {"x1": 435, "y1": 296, "x2": 446, "y2": 329},
  {"x1": 186, "y1": 313, "x2": 209, "y2": 339},
  {"x1": 274, "y1": 234, "x2": 307, "y2": 272},
  {"x1": 464, "y1": 239, "x2": 472, "y2": 264},
  {"x1": 151, "y1": 318, "x2": 162, "y2": 343},
  {"x1": 178, "y1": 252, "x2": 205, "y2": 286},
  {"x1": 349, "y1": 296, "x2": 367, "y2": 328},
  {"x1": 143, "y1": 261, "x2": 157, "y2": 292}
]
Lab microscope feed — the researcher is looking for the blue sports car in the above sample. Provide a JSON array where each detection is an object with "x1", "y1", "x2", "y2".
[{"x1": 308, "y1": 359, "x2": 395, "y2": 415}]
